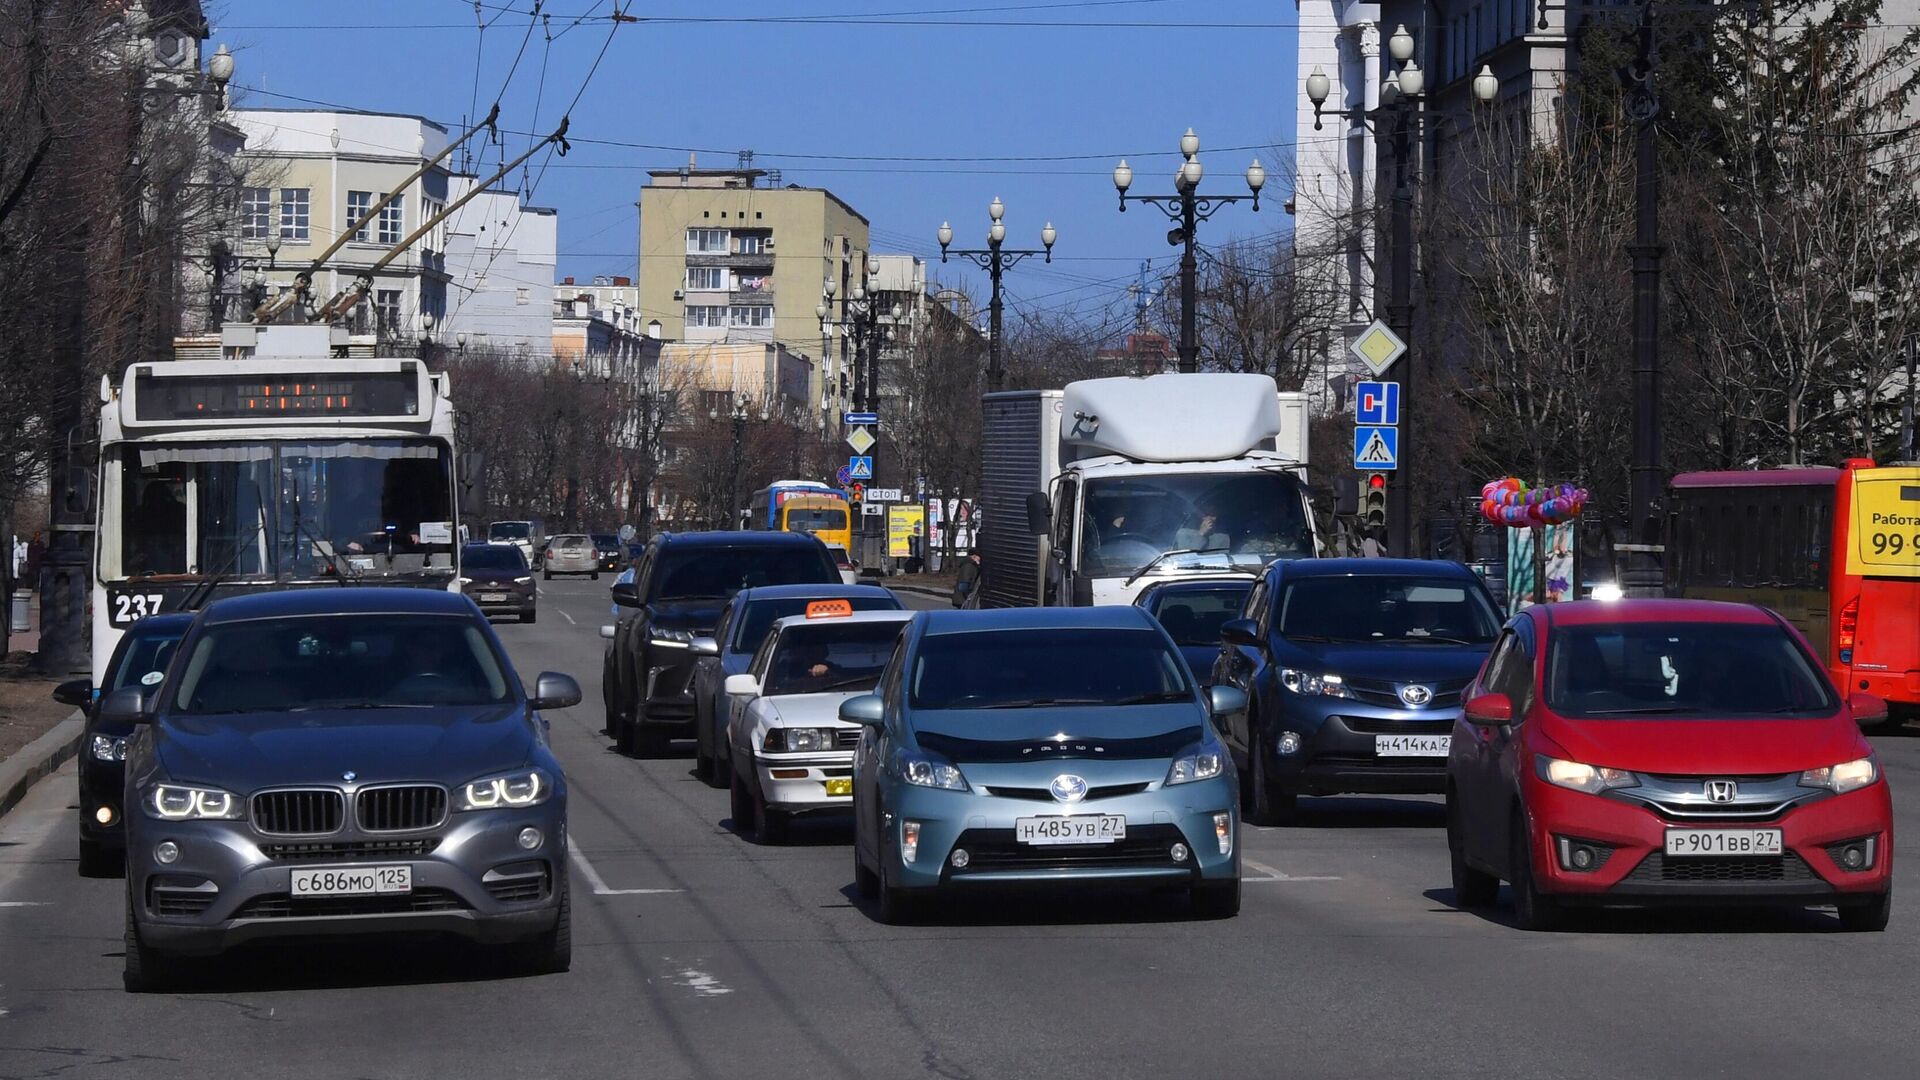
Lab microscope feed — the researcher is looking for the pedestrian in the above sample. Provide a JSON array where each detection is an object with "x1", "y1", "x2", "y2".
[
  {"x1": 25, "y1": 532, "x2": 45, "y2": 580},
  {"x1": 952, "y1": 549, "x2": 982, "y2": 608}
]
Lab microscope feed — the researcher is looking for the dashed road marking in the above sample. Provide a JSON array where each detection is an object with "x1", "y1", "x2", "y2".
[
  {"x1": 559, "y1": 608, "x2": 576, "y2": 625},
  {"x1": 665, "y1": 963, "x2": 733, "y2": 997},
  {"x1": 567, "y1": 840, "x2": 684, "y2": 896},
  {"x1": 0, "y1": 902, "x2": 50, "y2": 908},
  {"x1": 1243, "y1": 858, "x2": 1340, "y2": 883}
]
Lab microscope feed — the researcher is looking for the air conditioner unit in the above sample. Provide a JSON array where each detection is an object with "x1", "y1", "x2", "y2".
[{"x1": 673, "y1": 289, "x2": 684, "y2": 300}]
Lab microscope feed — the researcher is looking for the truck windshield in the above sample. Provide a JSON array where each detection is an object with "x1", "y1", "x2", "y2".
[
  {"x1": 105, "y1": 439, "x2": 455, "y2": 583},
  {"x1": 489, "y1": 522, "x2": 531, "y2": 541},
  {"x1": 1079, "y1": 472, "x2": 1311, "y2": 579}
]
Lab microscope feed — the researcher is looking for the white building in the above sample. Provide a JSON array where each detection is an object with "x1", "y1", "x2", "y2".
[
  {"x1": 440, "y1": 176, "x2": 557, "y2": 358},
  {"x1": 229, "y1": 109, "x2": 452, "y2": 347}
]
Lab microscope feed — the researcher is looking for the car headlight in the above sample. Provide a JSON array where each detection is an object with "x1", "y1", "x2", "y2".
[
  {"x1": 514, "y1": 576, "x2": 533, "y2": 584},
  {"x1": 147, "y1": 783, "x2": 243, "y2": 821},
  {"x1": 457, "y1": 576, "x2": 474, "y2": 585},
  {"x1": 1166, "y1": 742, "x2": 1226, "y2": 785},
  {"x1": 92, "y1": 734, "x2": 128, "y2": 762},
  {"x1": 1801, "y1": 757, "x2": 1877, "y2": 795},
  {"x1": 1535, "y1": 756, "x2": 1639, "y2": 795},
  {"x1": 1280, "y1": 668, "x2": 1352, "y2": 698},
  {"x1": 764, "y1": 728, "x2": 835, "y2": 753},
  {"x1": 893, "y1": 749, "x2": 969, "y2": 791},
  {"x1": 455, "y1": 768, "x2": 553, "y2": 810},
  {"x1": 650, "y1": 628, "x2": 693, "y2": 650}
]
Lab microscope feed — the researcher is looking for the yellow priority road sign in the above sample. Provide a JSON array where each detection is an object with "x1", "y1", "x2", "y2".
[{"x1": 1846, "y1": 465, "x2": 1920, "y2": 578}]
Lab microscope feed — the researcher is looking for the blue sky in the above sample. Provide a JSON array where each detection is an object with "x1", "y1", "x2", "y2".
[{"x1": 215, "y1": 0, "x2": 1299, "y2": 325}]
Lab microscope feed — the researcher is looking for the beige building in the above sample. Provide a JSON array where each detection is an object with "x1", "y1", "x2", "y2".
[
  {"x1": 229, "y1": 109, "x2": 452, "y2": 347},
  {"x1": 659, "y1": 342, "x2": 812, "y2": 415},
  {"x1": 637, "y1": 163, "x2": 870, "y2": 426}
]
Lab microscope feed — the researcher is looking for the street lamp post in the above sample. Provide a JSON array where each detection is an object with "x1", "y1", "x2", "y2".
[
  {"x1": 1621, "y1": 0, "x2": 1667, "y2": 591},
  {"x1": 937, "y1": 198, "x2": 1056, "y2": 391},
  {"x1": 820, "y1": 266, "x2": 902, "y2": 414},
  {"x1": 1112, "y1": 131, "x2": 1266, "y2": 372},
  {"x1": 1306, "y1": 39, "x2": 1498, "y2": 556},
  {"x1": 711, "y1": 395, "x2": 770, "y2": 530}
]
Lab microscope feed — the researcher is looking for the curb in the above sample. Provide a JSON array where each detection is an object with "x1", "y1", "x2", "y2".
[
  {"x1": 0, "y1": 713, "x2": 84, "y2": 822},
  {"x1": 888, "y1": 584, "x2": 956, "y2": 601}
]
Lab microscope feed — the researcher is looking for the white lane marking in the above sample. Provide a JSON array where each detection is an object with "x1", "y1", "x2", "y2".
[
  {"x1": 665, "y1": 962, "x2": 733, "y2": 997},
  {"x1": 0, "y1": 902, "x2": 50, "y2": 908},
  {"x1": 567, "y1": 840, "x2": 684, "y2": 896},
  {"x1": 1243, "y1": 858, "x2": 1340, "y2": 883},
  {"x1": 559, "y1": 608, "x2": 576, "y2": 625}
]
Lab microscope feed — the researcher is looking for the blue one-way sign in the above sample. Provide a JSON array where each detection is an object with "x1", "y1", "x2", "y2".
[
  {"x1": 1353, "y1": 426, "x2": 1399, "y2": 470},
  {"x1": 848, "y1": 456, "x2": 874, "y2": 480},
  {"x1": 844, "y1": 412, "x2": 878, "y2": 425},
  {"x1": 1355, "y1": 381, "x2": 1400, "y2": 426}
]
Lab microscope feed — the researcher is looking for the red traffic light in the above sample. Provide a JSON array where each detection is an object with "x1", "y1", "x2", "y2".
[{"x1": 1367, "y1": 473, "x2": 1387, "y2": 490}]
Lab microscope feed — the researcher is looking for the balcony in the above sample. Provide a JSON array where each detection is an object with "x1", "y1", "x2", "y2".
[{"x1": 687, "y1": 252, "x2": 776, "y2": 270}]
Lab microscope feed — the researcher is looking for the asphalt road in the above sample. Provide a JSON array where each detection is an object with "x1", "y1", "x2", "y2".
[{"x1": 3, "y1": 575, "x2": 1919, "y2": 1079}]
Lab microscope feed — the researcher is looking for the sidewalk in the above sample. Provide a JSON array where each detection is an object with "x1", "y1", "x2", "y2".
[
  {"x1": 0, "y1": 591, "x2": 82, "y2": 821},
  {"x1": 883, "y1": 572, "x2": 956, "y2": 600}
]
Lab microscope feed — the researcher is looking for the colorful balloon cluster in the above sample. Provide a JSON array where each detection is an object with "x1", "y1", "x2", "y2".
[{"x1": 1480, "y1": 478, "x2": 1589, "y2": 527}]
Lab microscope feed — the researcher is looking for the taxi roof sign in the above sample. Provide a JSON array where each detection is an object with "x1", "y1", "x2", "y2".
[{"x1": 805, "y1": 599, "x2": 854, "y2": 619}]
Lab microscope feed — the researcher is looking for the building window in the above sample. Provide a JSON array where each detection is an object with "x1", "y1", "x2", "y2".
[
  {"x1": 241, "y1": 188, "x2": 271, "y2": 239},
  {"x1": 686, "y1": 267, "x2": 726, "y2": 290},
  {"x1": 374, "y1": 289, "x2": 403, "y2": 335},
  {"x1": 378, "y1": 195, "x2": 404, "y2": 246},
  {"x1": 346, "y1": 190, "x2": 373, "y2": 242},
  {"x1": 279, "y1": 188, "x2": 310, "y2": 242},
  {"x1": 687, "y1": 228, "x2": 728, "y2": 253},
  {"x1": 736, "y1": 233, "x2": 765, "y2": 255},
  {"x1": 729, "y1": 305, "x2": 771, "y2": 328},
  {"x1": 516, "y1": 287, "x2": 530, "y2": 305},
  {"x1": 686, "y1": 305, "x2": 727, "y2": 327},
  {"x1": 422, "y1": 198, "x2": 444, "y2": 252}
]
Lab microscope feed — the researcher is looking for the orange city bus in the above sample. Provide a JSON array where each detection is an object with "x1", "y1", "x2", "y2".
[
  {"x1": 1666, "y1": 458, "x2": 1920, "y2": 723},
  {"x1": 775, "y1": 493, "x2": 853, "y2": 554}
]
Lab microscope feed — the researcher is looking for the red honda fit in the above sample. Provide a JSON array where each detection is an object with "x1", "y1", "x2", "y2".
[{"x1": 1446, "y1": 599, "x2": 1893, "y2": 931}]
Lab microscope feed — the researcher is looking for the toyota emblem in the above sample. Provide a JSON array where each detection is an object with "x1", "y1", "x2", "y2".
[
  {"x1": 1399, "y1": 685, "x2": 1434, "y2": 707},
  {"x1": 1049, "y1": 774, "x2": 1088, "y2": 803},
  {"x1": 1705, "y1": 779, "x2": 1737, "y2": 803}
]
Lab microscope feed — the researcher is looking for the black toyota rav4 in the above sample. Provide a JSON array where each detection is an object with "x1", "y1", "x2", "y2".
[{"x1": 602, "y1": 531, "x2": 840, "y2": 757}]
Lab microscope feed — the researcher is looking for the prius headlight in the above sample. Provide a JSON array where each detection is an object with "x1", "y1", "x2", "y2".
[
  {"x1": 1536, "y1": 756, "x2": 1639, "y2": 795},
  {"x1": 893, "y1": 749, "x2": 968, "y2": 791},
  {"x1": 1166, "y1": 741, "x2": 1227, "y2": 785},
  {"x1": 147, "y1": 783, "x2": 243, "y2": 821},
  {"x1": 456, "y1": 768, "x2": 553, "y2": 810},
  {"x1": 1280, "y1": 668, "x2": 1352, "y2": 698},
  {"x1": 1801, "y1": 757, "x2": 1878, "y2": 795}
]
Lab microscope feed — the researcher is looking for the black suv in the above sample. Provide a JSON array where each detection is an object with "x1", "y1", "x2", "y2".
[{"x1": 603, "y1": 531, "x2": 840, "y2": 757}]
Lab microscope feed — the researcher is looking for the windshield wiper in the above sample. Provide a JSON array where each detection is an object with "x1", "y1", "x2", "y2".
[
  {"x1": 819, "y1": 676, "x2": 879, "y2": 692},
  {"x1": 978, "y1": 697, "x2": 1113, "y2": 709},
  {"x1": 1283, "y1": 634, "x2": 1369, "y2": 644},
  {"x1": 1125, "y1": 549, "x2": 1202, "y2": 588},
  {"x1": 1397, "y1": 635, "x2": 1482, "y2": 646}
]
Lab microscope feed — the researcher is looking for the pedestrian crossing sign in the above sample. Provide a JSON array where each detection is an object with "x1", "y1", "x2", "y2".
[
  {"x1": 848, "y1": 456, "x2": 874, "y2": 480},
  {"x1": 1353, "y1": 426, "x2": 1399, "y2": 470}
]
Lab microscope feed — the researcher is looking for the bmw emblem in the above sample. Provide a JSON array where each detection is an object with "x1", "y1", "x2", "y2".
[
  {"x1": 342, "y1": 770, "x2": 357, "y2": 782},
  {"x1": 1398, "y1": 685, "x2": 1433, "y2": 707},
  {"x1": 1049, "y1": 774, "x2": 1088, "y2": 803}
]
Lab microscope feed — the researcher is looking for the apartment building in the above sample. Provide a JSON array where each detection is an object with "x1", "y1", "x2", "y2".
[
  {"x1": 229, "y1": 109, "x2": 452, "y2": 346},
  {"x1": 637, "y1": 161, "x2": 870, "y2": 425}
]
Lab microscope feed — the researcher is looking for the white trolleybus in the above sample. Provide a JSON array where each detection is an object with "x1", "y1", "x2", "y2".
[{"x1": 90, "y1": 326, "x2": 474, "y2": 685}]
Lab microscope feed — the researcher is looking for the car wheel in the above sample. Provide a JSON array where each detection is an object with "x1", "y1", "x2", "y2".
[
  {"x1": 1447, "y1": 792, "x2": 1498, "y2": 908},
  {"x1": 877, "y1": 858, "x2": 923, "y2": 926},
  {"x1": 1190, "y1": 878, "x2": 1241, "y2": 918},
  {"x1": 1508, "y1": 810, "x2": 1562, "y2": 932},
  {"x1": 592, "y1": 571, "x2": 600, "y2": 580},
  {"x1": 615, "y1": 709, "x2": 639, "y2": 755},
  {"x1": 79, "y1": 835, "x2": 122, "y2": 879},
  {"x1": 692, "y1": 724, "x2": 713, "y2": 780},
  {"x1": 750, "y1": 786, "x2": 788, "y2": 846},
  {"x1": 122, "y1": 884, "x2": 180, "y2": 993},
  {"x1": 730, "y1": 771, "x2": 756, "y2": 835},
  {"x1": 506, "y1": 868, "x2": 572, "y2": 975},
  {"x1": 711, "y1": 743, "x2": 734, "y2": 791},
  {"x1": 1248, "y1": 733, "x2": 1298, "y2": 826},
  {"x1": 632, "y1": 723, "x2": 670, "y2": 759},
  {"x1": 1839, "y1": 888, "x2": 1892, "y2": 932},
  {"x1": 543, "y1": 569, "x2": 552, "y2": 580}
]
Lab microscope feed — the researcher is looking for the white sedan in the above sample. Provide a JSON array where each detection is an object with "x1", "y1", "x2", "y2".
[{"x1": 725, "y1": 607, "x2": 914, "y2": 844}]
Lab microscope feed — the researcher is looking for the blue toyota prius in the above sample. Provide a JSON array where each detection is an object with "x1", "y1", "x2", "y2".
[{"x1": 846, "y1": 606, "x2": 1245, "y2": 923}]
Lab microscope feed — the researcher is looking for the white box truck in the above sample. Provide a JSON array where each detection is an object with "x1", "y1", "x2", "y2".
[{"x1": 977, "y1": 372, "x2": 1315, "y2": 607}]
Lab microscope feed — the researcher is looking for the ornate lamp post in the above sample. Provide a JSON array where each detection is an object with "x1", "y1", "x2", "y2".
[{"x1": 936, "y1": 198, "x2": 1056, "y2": 391}]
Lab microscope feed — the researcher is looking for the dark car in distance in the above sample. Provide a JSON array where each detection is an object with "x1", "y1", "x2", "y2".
[
  {"x1": 54, "y1": 612, "x2": 195, "y2": 878},
  {"x1": 460, "y1": 542, "x2": 536, "y2": 623},
  {"x1": 592, "y1": 534, "x2": 622, "y2": 573},
  {"x1": 1213, "y1": 559, "x2": 1501, "y2": 824},
  {"x1": 117, "y1": 588, "x2": 582, "y2": 991},
  {"x1": 1135, "y1": 577, "x2": 1255, "y2": 689},
  {"x1": 603, "y1": 531, "x2": 841, "y2": 757}
]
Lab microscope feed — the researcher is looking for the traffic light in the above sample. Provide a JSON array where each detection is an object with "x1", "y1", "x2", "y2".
[
  {"x1": 850, "y1": 482, "x2": 865, "y2": 503},
  {"x1": 1362, "y1": 473, "x2": 1388, "y2": 529}
]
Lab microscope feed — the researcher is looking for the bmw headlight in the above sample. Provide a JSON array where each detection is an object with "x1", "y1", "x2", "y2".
[
  {"x1": 1280, "y1": 668, "x2": 1352, "y2": 698},
  {"x1": 893, "y1": 749, "x2": 968, "y2": 791},
  {"x1": 1166, "y1": 742, "x2": 1226, "y2": 785},
  {"x1": 456, "y1": 768, "x2": 553, "y2": 810},
  {"x1": 764, "y1": 728, "x2": 835, "y2": 753},
  {"x1": 650, "y1": 628, "x2": 693, "y2": 650},
  {"x1": 1536, "y1": 756, "x2": 1639, "y2": 795},
  {"x1": 147, "y1": 783, "x2": 243, "y2": 821},
  {"x1": 1801, "y1": 757, "x2": 1877, "y2": 795},
  {"x1": 92, "y1": 734, "x2": 128, "y2": 762}
]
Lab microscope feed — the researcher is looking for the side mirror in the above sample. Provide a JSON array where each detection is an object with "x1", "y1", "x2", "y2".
[
  {"x1": 529, "y1": 672, "x2": 583, "y2": 710},
  {"x1": 839, "y1": 694, "x2": 885, "y2": 728},
  {"x1": 100, "y1": 687, "x2": 151, "y2": 725},
  {"x1": 599, "y1": 624, "x2": 616, "y2": 640},
  {"x1": 1024, "y1": 491, "x2": 1053, "y2": 537},
  {"x1": 724, "y1": 673, "x2": 761, "y2": 697},
  {"x1": 1463, "y1": 692, "x2": 1513, "y2": 727},
  {"x1": 1207, "y1": 685, "x2": 1249, "y2": 718},
  {"x1": 610, "y1": 581, "x2": 641, "y2": 608},
  {"x1": 52, "y1": 679, "x2": 93, "y2": 709},
  {"x1": 1850, "y1": 692, "x2": 1890, "y2": 728},
  {"x1": 1331, "y1": 474, "x2": 1358, "y2": 517},
  {"x1": 689, "y1": 636, "x2": 719, "y2": 657},
  {"x1": 1220, "y1": 618, "x2": 1260, "y2": 647}
]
